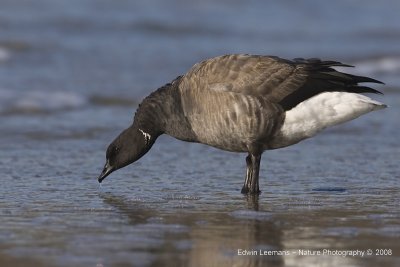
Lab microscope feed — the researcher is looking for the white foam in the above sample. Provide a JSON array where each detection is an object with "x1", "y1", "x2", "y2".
[
  {"x1": 357, "y1": 57, "x2": 400, "y2": 75},
  {"x1": 336, "y1": 56, "x2": 400, "y2": 76},
  {"x1": 0, "y1": 89, "x2": 87, "y2": 114},
  {"x1": 0, "y1": 47, "x2": 11, "y2": 62}
]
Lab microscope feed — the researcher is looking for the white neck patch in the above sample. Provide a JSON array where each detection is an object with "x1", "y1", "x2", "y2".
[{"x1": 139, "y1": 129, "x2": 151, "y2": 145}]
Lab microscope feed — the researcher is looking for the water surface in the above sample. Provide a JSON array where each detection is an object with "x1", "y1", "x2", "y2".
[{"x1": 0, "y1": 1, "x2": 399, "y2": 266}]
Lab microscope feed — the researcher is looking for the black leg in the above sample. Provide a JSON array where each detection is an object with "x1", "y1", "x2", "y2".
[
  {"x1": 250, "y1": 153, "x2": 261, "y2": 194},
  {"x1": 241, "y1": 154, "x2": 252, "y2": 194},
  {"x1": 241, "y1": 153, "x2": 261, "y2": 195}
]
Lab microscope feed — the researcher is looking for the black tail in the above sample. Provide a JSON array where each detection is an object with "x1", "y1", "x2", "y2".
[{"x1": 279, "y1": 59, "x2": 384, "y2": 111}]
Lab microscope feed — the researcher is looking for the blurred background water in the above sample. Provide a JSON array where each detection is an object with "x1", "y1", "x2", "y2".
[{"x1": 0, "y1": 0, "x2": 399, "y2": 266}]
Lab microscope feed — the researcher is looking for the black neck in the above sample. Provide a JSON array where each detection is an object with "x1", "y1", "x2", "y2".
[{"x1": 133, "y1": 77, "x2": 197, "y2": 142}]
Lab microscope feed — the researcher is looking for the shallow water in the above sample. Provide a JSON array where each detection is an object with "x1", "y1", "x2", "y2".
[{"x1": 1, "y1": 1, "x2": 400, "y2": 266}]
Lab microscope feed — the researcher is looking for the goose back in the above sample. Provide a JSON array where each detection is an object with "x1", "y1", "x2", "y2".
[{"x1": 180, "y1": 54, "x2": 383, "y2": 110}]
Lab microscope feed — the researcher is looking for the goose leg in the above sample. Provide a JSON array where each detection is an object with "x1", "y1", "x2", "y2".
[
  {"x1": 250, "y1": 153, "x2": 261, "y2": 194},
  {"x1": 241, "y1": 154, "x2": 253, "y2": 194},
  {"x1": 241, "y1": 153, "x2": 261, "y2": 194}
]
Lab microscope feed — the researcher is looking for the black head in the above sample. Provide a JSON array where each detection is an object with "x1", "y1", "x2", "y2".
[{"x1": 98, "y1": 126, "x2": 155, "y2": 183}]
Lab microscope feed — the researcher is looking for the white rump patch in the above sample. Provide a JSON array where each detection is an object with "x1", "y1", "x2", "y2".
[
  {"x1": 139, "y1": 129, "x2": 151, "y2": 144},
  {"x1": 271, "y1": 92, "x2": 386, "y2": 148}
]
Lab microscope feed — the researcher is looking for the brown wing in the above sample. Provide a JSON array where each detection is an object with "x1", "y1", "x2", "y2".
[{"x1": 180, "y1": 54, "x2": 383, "y2": 111}]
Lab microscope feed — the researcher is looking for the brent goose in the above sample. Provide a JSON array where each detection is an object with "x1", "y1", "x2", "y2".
[{"x1": 98, "y1": 54, "x2": 386, "y2": 194}]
